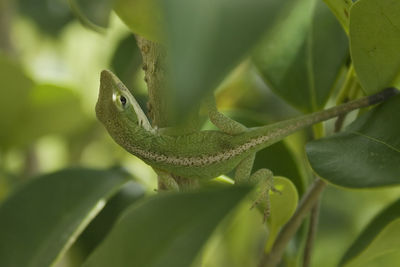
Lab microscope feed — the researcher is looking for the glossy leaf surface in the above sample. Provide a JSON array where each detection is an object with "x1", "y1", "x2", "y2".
[
  {"x1": 306, "y1": 94, "x2": 400, "y2": 188},
  {"x1": 0, "y1": 167, "x2": 130, "y2": 267},
  {"x1": 160, "y1": 0, "x2": 293, "y2": 119}
]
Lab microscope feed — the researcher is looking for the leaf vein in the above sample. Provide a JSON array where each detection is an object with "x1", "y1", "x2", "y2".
[{"x1": 350, "y1": 131, "x2": 400, "y2": 153}]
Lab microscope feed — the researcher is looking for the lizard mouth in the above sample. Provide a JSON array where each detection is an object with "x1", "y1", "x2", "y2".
[{"x1": 95, "y1": 70, "x2": 115, "y2": 125}]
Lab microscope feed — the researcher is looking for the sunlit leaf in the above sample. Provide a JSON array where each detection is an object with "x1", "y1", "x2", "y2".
[
  {"x1": 323, "y1": 0, "x2": 352, "y2": 34},
  {"x1": 253, "y1": 0, "x2": 348, "y2": 113},
  {"x1": 82, "y1": 186, "x2": 251, "y2": 267},
  {"x1": 266, "y1": 177, "x2": 298, "y2": 252},
  {"x1": 350, "y1": 0, "x2": 400, "y2": 94},
  {"x1": 0, "y1": 167, "x2": 130, "y2": 267},
  {"x1": 340, "y1": 198, "x2": 400, "y2": 267},
  {"x1": 306, "y1": 94, "x2": 400, "y2": 188}
]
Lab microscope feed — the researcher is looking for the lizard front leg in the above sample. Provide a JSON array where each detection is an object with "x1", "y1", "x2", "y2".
[
  {"x1": 206, "y1": 96, "x2": 247, "y2": 135},
  {"x1": 155, "y1": 170, "x2": 180, "y2": 191},
  {"x1": 207, "y1": 96, "x2": 275, "y2": 220}
]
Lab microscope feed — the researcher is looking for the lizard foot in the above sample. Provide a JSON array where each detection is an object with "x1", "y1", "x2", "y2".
[{"x1": 250, "y1": 178, "x2": 281, "y2": 222}]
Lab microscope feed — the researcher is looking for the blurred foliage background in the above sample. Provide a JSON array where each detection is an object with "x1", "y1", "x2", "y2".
[{"x1": 0, "y1": 1, "x2": 399, "y2": 267}]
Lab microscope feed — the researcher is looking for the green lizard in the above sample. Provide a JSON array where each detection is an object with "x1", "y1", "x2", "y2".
[{"x1": 96, "y1": 70, "x2": 397, "y2": 213}]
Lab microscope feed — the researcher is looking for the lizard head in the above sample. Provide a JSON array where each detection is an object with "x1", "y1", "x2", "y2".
[{"x1": 95, "y1": 70, "x2": 153, "y2": 137}]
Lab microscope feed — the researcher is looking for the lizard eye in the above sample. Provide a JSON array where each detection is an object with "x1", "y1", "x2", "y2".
[
  {"x1": 120, "y1": 95, "x2": 127, "y2": 106},
  {"x1": 113, "y1": 92, "x2": 128, "y2": 111}
]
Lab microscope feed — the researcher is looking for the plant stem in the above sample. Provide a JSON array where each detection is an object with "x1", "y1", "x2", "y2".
[
  {"x1": 302, "y1": 195, "x2": 321, "y2": 267},
  {"x1": 259, "y1": 178, "x2": 327, "y2": 267},
  {"x1": 300, "y1": 124, "x2": 326, "y2": 267},
  {"x1": 336, "y1": 65, "x2": 355, "y2": 105},
  {"x1": 135, "y1": 36, "x2": 170, "y2": 128},
  {"x1": 302, "y1": 93, "x2": 350, "y2": 266}
]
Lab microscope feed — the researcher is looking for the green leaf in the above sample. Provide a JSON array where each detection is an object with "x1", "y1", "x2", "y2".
[
  {"x1": 68, "y1": 0, "x2": 113, "y2": 31},
  {"x1": 200, "y1": 200, "x2": 267, "y2": 267},
  {"x1": 253, "y1": 0, "x2": 348, "y2": 113},
  {"x1": 306, "y1": 94, "x2": 400, "y2": 188},
  {"x1": 0, "y1": 55, "x2": 33, "y2": 150},
  {"x1": 340, "y1": 198, "x2": 400, "y2": 267},
  {"x1": 266, "y1": 177, "x2": 298, "y2": 252},
  {"x1": 160, "y1": 0, "x2": 293, "y2": 120},
  {"x1": 110, "y1": 34, "x2": 142, "y2": 90},
  {"x1": 0, "y1": 167, "x2": 130, "y2": 267},
  {"x1": 113, "y1": 0, "x2": 162, "y2": 41},
  {"x1": 350, "y1": 0, "x2": 400, "y2": 94},
  {"x1": 323, "y1": 0, "x2": 352, "y2": 34},
  {"x1": 75, "y1": 182, "x2": 145, "y2": 259},
  {"x1": 82, "y1": 186, "x2": 251, "y2": 267}
]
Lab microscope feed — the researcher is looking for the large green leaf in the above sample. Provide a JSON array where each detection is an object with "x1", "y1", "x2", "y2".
[
  {"x1": 74, "y1": 182, "x2": 145, "y2": 260},
  {"x1": 253, "y1": 0, "x2": 348, "y2": 113},
  {"x1": 160, "y1": 0, "x2": 294, "y2": 120},
  {"x1": 340, "y1": 198, "x2": 400, "y2": 267},
  {"x1": 350, "y1": 0, "x2": 400, "y2": 94},
  {"x1": 82, "y1": 186, "x2": 251, "y2": 267},
  {"x1": 306, "y1": 93, "x2": 400, "y2": 188},
  {"x1": 0, "y1": 55, "x2": 33, "y2": 150},
  {"x1": 0, "y1": 167, "x2": 130, "y2": 267}
]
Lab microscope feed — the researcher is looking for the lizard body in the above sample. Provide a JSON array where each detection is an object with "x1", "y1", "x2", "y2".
[{"x1": 96, "y1": 70, "x2": 397, "y2": 186}]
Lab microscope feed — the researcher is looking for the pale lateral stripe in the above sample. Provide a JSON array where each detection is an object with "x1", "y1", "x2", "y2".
[{"x1": 126, "y1": 126, "x2": 296, "y2": 167}]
